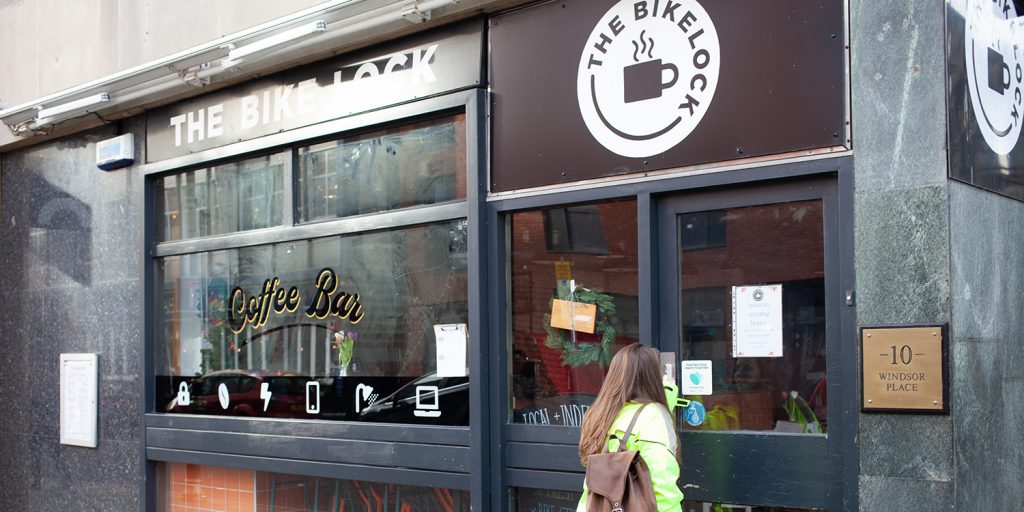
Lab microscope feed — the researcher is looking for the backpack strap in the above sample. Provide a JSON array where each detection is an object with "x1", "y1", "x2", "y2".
[{"x1": 604, "y1": 403, "x2": 649, "y2": 453}]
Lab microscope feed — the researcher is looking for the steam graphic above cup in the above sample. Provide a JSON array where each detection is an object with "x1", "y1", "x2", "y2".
[{"x1": 624, "y1": 30, "x2": 678, "y2": 103}]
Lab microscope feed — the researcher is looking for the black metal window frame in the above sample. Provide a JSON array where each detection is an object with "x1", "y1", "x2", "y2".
[
  {"x1": 139, "y1": 88, "x2": 491, "y2": 511},
  {"x1": 486, "y1": 157, "x2": 857, "y2": 511}
]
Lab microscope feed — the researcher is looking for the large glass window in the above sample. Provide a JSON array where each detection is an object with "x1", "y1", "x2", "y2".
[
  {"x1": 157, "y1": 153, "x2": 286, "y2": 241},
  {"x1": 159, "y1": 462, "x2": 470, "y2": 511},
  {"x1": 509, "y1": 199, "x2": 638, "y2": 426},
  {"x1": 679, "y1": 201, "x2": 826, "y2": 434},
  {"x1": 156, "y1": 220, "x2": 469, "y2": 425},
  {"x1": 298, "y1": 115, "x2": 466, "y2": 222}
]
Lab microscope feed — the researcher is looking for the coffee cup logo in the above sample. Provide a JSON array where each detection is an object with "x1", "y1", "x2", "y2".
[
  {"x1": 577, "y1": 0, "x2": 720, "y2": 158},
  {"x1": 623, "y1": 31, "x2": 679, "y2": 102},
  {"x1": 987, "y1": 47, "x2": 1011, "y2": 94},
  {"x1": 965, "y1": 0, "x2": 1024, "y2": 154}
]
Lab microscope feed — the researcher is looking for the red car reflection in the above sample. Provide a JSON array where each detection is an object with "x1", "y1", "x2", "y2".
[{"x1": 167, "y1": 370, "x2": 316, "y2": 419}]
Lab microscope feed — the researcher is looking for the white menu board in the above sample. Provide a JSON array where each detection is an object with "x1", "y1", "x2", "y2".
[
  {"x1": 732, "y1": 285, "x2": 783, "y2": 358},
  {"x1": 60, "y1": 353, "x2": 98, "y2": 448},
  {"x1": 434, "y1": 324, "x2": 468, "y2": 377}
]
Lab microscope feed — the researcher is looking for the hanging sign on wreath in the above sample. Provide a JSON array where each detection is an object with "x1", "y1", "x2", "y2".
[{"x1": 544, "y1": 282, "x2": 618, "y2": 368}]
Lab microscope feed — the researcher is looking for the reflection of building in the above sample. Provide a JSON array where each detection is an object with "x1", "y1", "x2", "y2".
[{"x1": 0, "y1": 1, "x2": 1022, "y2": 511}]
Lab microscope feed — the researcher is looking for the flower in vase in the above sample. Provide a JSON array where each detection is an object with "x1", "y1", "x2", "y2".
[{"x1": 335, "y1": 331, "x2": 356, "y2": 372}]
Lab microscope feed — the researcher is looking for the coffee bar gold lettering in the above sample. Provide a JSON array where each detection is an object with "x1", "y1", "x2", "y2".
[{"x1": 229, "y1": 267, "x2": 365, "y2": 333}]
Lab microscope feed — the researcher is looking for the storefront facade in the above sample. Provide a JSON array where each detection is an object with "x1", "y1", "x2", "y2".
[{"x1": 1, "y1": 1, "x2": 1022, "y2": 511}]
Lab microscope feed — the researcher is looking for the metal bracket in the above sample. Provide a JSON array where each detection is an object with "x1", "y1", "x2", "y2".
[
  {"x1": 401, "y1": 1, "x2": 431, "y2": 23},
  {"x1": 175, "y1": 63, "x2": 213, "y2": 88}
]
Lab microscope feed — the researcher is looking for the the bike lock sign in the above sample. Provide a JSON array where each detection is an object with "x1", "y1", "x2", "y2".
[
  {"x1": 576, "y1": 0, "x2": 720, "y2": 157},
  {"x1": 489, "y1": 0, "x2": 846, "y2": 192}
]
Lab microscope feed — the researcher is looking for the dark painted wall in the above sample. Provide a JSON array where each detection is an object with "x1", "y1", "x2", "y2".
[{"x1": 0, "y1": 120, "x2": 144, "y2": 511}]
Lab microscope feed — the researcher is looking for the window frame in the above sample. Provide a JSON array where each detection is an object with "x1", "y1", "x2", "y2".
[
  {"x1": 487, "y1": 158, "x2": 857, "y2": 511},
  {"x1": 141, "y1": 89, "x2": 488, "y2": 498}
]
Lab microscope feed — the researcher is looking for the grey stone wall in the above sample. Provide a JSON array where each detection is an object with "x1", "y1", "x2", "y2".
[
  {"x1": 948, "y1": 182, "x2": 1024, "y2": 510},
  {"x1": 0, "y1": 120, "x2": 144, "y2": 511},
  {"x1": 851, "y1": 0, "x2": 954, "y2": 510}
]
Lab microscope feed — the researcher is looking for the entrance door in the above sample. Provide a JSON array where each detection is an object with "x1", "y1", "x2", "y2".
[{"x1": 657, "y1": 178, "x2": 847, "y2": 511}]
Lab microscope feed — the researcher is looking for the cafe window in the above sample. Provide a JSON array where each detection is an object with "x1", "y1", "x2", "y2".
[
  {"x1": 156, "y1": 152, "x2": 286, "y2": 242},
  {"x1": 679, "y1": 201, "x2": 826, "y2": 434},
  {"x1": 509, "y1": 199, "x2": 638, "y2": 425},
  {"x1": 159, "y1": 462, "x2": 470, "y2": 511},
  {"x1": 154, "y1": 114, "x2": 469, "y2": 426},
  {"x1": 297, "y1": 115, "x2": 466, "y2": 223},
  {"x1": 543, "y1": 205, "x2": 609, "y2": 254}
]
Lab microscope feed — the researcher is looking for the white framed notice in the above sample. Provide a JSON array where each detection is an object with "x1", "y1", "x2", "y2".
[
  {"x1": 434, "y1": 323, "x2": 468, "y2": 377},
  {"x1": 732, "y1": 285, "x2": 783, "y2": 358},
  {"x1": 60, "y1": 353, "x2": 98, "y2": 448}
]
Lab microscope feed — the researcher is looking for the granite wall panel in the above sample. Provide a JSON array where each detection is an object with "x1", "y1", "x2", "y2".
[
  {"x1": 0, "y1": 121, "x2": 144, "y2": 511},
  {"x1": 949, "y1": 182, "x2": 1024, "y2": 510},
  {"x1": 850, "y1": 0, "x2": 948, "y2": 192},
  {"x1": 851, "y1": 0, "x2": 954, "y2": 508}
]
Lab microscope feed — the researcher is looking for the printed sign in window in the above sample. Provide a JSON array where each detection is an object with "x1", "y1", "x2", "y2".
[{"x1": 732, "y1": 285, "x2": 783, "y2": 358}]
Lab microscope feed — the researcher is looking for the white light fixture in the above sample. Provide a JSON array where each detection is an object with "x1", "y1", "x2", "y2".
[
  {"x1": 0, "y1": 106, "x2": 40, "y2": 126},
  {"x1": 36, "y1": 93, "x2": 111, "y2": 124},
  {"x1": 233, "y1": 0, "x2": 459, "y2": 67},
  {"x1": 1, "y1": 0, "x2": 464, "y2": 137},
  {"x1": 224, "y1": 20, "x2": 328, "y2": 68}
]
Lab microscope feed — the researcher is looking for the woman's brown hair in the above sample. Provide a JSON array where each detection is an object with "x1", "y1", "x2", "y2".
[{"x1": 578, "y1": 343, "x2": 669, "y2": 464}]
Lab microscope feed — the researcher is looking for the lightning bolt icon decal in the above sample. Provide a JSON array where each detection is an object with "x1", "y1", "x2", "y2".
[{"x1": 260, "y1": 382, "x2": 272, "y2": 412}]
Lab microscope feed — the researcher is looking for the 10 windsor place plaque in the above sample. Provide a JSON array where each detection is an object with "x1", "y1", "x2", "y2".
[{"x1": 861, "y1": 325, "x2": 949, "y2": 414}]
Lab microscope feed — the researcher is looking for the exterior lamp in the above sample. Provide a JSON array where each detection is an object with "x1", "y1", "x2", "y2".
[
  {"x1": 223, "y1": 20, "x2": 329, "y2": 68},
  {"x1": 35, "y1": 93, "x2": 111, "y2": 125}
]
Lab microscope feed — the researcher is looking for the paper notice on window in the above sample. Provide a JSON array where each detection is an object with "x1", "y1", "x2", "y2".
[
  {"x1": 680, "y1": 360, "x2": 713, "y2": 395},
  {"x1": 732, "y1": 285, "x2": 783, "y2": 358},
  {"x1": 434, "y1": 324, "x2": 468, "y2": 377},
  {"x1": 60, "y1": 353, "x2": 98, "y2": 448}
]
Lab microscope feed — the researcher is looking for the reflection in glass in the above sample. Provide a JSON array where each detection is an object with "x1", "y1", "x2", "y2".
[
  {"x1": 298, "y1": 115, "x2": 466, "y2": 222},
  {"x1": 510, "y1": 200, "x2": 639, "y2": 426},
  {"x1": 157, "y1": 153, "x2": 286, "y2": 241},
  {"x1": 684, "y1": 502, "x2": 820, "y2": 512},
  {"x1": 159, "y1": 462, "x2": 470, "y2": 511},
  {"x1": 680, "y1": 201, "x2": 826, "y2": 434},
  {"x1": 511, "y1": 487, "x2": 582, "y2": 511},
  {"x1": 156, "y1": 220, "x2": 469, "y2": 425}
]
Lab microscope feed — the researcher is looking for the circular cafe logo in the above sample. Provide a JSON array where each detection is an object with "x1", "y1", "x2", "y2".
[
  {"x1": 577, "y1": 0, "x2": 721, "y2": 158},
  {"x1": 965, "y1": 0, "x2": 1024, "y2": 155}
]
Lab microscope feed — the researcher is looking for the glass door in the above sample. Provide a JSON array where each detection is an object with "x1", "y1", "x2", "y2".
[{"x1": 657, "y1": 178, "x2": 845, "y2": 511}]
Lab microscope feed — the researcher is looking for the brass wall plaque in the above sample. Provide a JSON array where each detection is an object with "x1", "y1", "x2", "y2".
[{"x1": 861, "y1": 325, "x2": 948, "y2": 413}]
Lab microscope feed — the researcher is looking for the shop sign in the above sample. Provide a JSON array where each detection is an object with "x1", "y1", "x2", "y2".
[
  {"x1": 861, "y1": 324, "x2": 949, "y2": 414},
  {"x1": 147, "y1": 20, "x2": 483, "y2": 162},
  {"x1": 490, "y1": 0, "x2": 846, "y2": 192},
  {"x1": 947, "y1": 0, "x2": 1024, "y2": 201},
  {"x1": 228, "y1": 267, "x2": 364, "y2": 333}
]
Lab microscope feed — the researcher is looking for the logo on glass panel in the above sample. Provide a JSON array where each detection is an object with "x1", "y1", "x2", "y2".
[
  {"x1": 577, "y1": 0, "x2": 721, "y2": 157},
  {"x1": 965, "y1": 0, "x2": 1024, "y2": 154}
]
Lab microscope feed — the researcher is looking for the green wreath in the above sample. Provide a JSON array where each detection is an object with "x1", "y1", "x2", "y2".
[{"x1": 543, "y1": 287, "x2": 618, "y2": 368}]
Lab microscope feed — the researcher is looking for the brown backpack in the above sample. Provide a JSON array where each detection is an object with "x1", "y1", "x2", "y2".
[{"x1": 585, "y1": 404, "x2": 658, "y2": 512}]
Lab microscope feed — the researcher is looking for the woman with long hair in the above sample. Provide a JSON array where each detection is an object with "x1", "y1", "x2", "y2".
[{"x1": 577, "y1": 342, "x2": 683, "y2": 511}]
